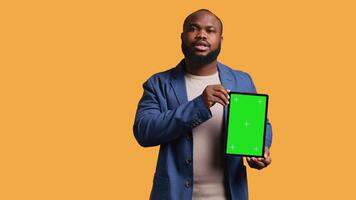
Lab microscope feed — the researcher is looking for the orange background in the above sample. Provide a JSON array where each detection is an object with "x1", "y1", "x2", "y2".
[{"x1": 1, "y1": 0, "x2": 356, "y2": 199}]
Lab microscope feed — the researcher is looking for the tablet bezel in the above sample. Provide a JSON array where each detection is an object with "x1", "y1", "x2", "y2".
[{"x1": 225, "y1": 91, "x2": 269, "y2": 158}]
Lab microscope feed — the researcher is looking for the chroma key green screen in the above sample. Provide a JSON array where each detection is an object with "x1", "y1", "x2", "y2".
[{"x1": 225, "y1": 92, "x2": 268, "y2": 157}]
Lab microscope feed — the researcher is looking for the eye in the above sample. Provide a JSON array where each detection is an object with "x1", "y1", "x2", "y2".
[
  {"x1": 188, "y1": 26, "x2": 197, "y2": 32},
  {"x1": 207, "y1": 29, "x2": 216, "y2": 33}
]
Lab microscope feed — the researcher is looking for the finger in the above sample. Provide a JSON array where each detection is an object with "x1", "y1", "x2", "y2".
[
  {"x1": 211, "y1": 96, "x2": 226, "y2": 107},
  {"x1": 259, "y1": 151, "x2": 271, "y2": 165},
  {"x1": 265, "y1": 147, "x2": 270, "y2": 155},
  {"x1": 246, "y1": 157, "x2": 255, "y2": 168},
  {"x1": 252, "y1": 160, "x2": 266, "y2": 169},
  {"x1": 213, "y1": 91, "x2": 229, "y2": 105},
  {"x1": 247, "y1": 157, "x2": 257, "y2": 165},
  {"x1": 253, "y1": 157, "x2": 265, "y2": 166},
  {"x1": 248, "y1": 160, "x2": 264, "y2": 170},
  {"x1": 213, "y1": 90, "x2": 228, "y2": 102},
  {"x1": 221, "y1": 87, "x2": 230, "y2": 99},
  {"x1": 263, "y1": 155, "x2": 271, "y2": 165},
  {"x1": 214, "y1": 86, "x2": 230, "y2": 100},
  {"x1": 213, "y1": 85, "x2": 228, "y2": 95},
  {"x1": 264, "y1": 147, "x2": 270, "y2": 160}
]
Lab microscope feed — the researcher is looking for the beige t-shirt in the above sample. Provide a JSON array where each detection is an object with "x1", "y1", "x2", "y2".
[{"x1": 184, "y1": 71, "x2": 227, "y2": 200}]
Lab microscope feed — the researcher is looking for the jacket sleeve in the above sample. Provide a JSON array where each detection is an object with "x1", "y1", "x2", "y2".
[
  {"x1": 246, "y1": 73, "x2": 273, "y2": 148},
  {"x1": 133, "y1": 78, "x2": 212, "y2": 147}
]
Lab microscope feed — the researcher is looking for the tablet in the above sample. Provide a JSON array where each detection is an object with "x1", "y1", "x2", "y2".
[{"x1": 225, "y1": 92, "x2": 268, "y2": 157}]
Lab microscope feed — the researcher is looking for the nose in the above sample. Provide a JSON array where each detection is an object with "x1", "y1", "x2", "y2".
[{"x1": 195, "y1": 30, "x2": 207, "y2": 40}]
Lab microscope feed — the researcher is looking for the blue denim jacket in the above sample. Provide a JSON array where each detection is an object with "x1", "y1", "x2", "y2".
[{"x1": 133, "y1": 60, "x2": 272, "y2": 200}]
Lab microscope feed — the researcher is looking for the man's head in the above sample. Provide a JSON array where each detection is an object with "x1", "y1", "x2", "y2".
[{"x1": 181, "y1": 9, "x2": 223, "y2": 65}]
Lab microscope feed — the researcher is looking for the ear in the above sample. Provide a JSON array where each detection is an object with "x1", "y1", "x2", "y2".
[
  {"x1": 221, "y1": 35, "x2": 223, "y2": 41},
  {"x1": 180, "y1": 32, "x2": 183, "y2": 40}
]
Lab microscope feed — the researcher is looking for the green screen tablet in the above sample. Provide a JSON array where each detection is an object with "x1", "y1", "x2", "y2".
[{"x1": 225, "y1": 92, "x2": 268, "y2": 157}]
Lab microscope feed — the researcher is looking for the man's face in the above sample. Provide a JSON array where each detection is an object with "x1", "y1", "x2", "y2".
[{"x1": 181, "y1": 11, "x2": 223, "y2": 65}]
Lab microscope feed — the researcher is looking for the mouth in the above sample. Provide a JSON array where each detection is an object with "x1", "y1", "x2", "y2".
[{"x1": 192, "y1": 41, "x2": 210, "y2": 52}]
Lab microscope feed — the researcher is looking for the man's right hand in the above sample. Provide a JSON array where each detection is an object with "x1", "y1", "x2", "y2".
[{"x1": 202, "y1": 84, "x2": 230, "y2": 108}]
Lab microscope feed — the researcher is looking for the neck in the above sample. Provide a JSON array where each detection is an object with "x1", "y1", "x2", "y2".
[{"x1": 184, "y1": 59, "x2": 218, "y2": 76}]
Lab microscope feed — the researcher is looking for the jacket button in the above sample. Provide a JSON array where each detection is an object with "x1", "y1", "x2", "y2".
[
  {"x1": 185, "y1": 159, "x2": 191, "y2": 165},
  {"x1": 185, "y1": 180, "x2": 191, "y2": 188}
]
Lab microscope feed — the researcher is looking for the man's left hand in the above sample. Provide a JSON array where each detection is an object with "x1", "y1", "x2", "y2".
[{"x1": 246, "y1": 147, "x2": 271, "y2": 170}]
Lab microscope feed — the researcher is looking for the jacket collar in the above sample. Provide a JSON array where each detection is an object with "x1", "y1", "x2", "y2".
[{"x1": 170, "y1": 59, "x2": 234, "y2": 105}]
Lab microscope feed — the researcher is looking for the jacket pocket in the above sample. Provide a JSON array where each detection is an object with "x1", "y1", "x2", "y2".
[{"x1": 150, "y1": 173, "x2": 170, "y2": 200}]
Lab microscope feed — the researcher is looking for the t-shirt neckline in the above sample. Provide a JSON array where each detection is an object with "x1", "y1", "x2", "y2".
[{"x1": 185, "y1": 71, "x2": 219, "y2": 80}]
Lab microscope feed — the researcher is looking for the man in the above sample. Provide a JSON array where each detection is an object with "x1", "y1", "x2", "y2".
[{"x1": 133, "y1": 9, "x2": 272, "y2": 200}]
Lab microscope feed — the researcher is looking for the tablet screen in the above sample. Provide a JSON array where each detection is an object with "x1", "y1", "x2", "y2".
[{"x1": 225, "y1": 92, "x2": 268, "y2": 157}]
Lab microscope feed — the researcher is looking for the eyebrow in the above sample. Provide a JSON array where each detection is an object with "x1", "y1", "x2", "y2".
[{"x1": 187, "y1": 23, "x2": 217, "y2": 29}]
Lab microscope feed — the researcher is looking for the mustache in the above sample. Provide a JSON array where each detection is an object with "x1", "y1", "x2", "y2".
[{"x1": 192, "y1": 40, "x2": 210, "y2": 47}]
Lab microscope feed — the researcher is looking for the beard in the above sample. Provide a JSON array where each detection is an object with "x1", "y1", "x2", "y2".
[{"x1": 181, "y1": 40, "x2": 221, "y2": 65}]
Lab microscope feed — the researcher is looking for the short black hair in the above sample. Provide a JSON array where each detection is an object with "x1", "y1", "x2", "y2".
[{"x1": 183, "y1": 9, "x2": 223, "y2": 35}]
